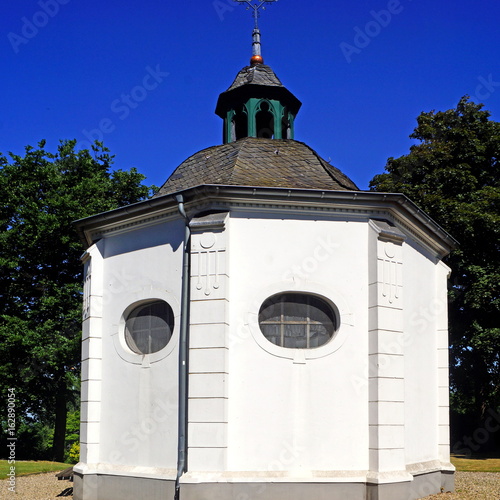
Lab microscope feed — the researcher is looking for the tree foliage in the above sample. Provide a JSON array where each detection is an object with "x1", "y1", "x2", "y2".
[
  {"x1": 370, "y1": 97, "x2": 500, "y2": 445},
  {"x1": 0, "y1": 140, "x2": 154, "y2": 461}
]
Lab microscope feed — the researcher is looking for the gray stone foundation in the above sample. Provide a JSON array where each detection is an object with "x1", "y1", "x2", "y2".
[
  {"x1": 73, "y1": 472, "x2": 175, "y2": 500},
  {"x1": 367, "y1": 471, "x2": 455, "y2": 500},
  {"x1": 73, "y1": 470, "x2": 454, "y2": 500},
  {"x1": 182, "y1": 481, "x2": 366, "y2": 500}
]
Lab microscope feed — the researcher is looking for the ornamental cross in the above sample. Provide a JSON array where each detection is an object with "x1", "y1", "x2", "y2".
[
  {"x1": 233, "y1": 0, "x2": 278, "y2": 29},
  {"x1": 233, "y1": 0, "x2": 278, "y2": 65}
]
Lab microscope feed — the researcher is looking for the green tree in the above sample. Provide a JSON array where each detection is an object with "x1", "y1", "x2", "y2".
[
  {"x1": 370, "y1": 97, "x2": 500, "y2": 446},
  {"x1": 0, "y1": 140, "x2": 154, "y2": 461},
  {"x1": 64, "y1": 409, "x2": 80, "y2": 463}
]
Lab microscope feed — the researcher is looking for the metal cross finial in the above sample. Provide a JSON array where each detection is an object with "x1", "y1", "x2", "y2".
[
  {"x1": 233, "y1": 0, "x2": 278, "y2": 29},
  {"x1": 233, "y1": 0, "x2": 278, "y2": 65}
]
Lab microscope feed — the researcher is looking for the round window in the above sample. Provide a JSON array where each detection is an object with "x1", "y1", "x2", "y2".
[
  {"x1": 258, "y1": 293, "x2": 336, "y2": 349},
  {"x1": 125, "y1": 301, "x2": 174, "y2": 354}
]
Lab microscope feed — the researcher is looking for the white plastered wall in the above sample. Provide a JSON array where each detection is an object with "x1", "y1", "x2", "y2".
[
  {"x1": 403, "y1": 239, "x2": 444, "y2": 467},
  {"x1": 90, "y1": 218, "x2": 184, "y2": 473},
  {"x1": 226, "y1": 212, "x2": 369, "y2": 473}
]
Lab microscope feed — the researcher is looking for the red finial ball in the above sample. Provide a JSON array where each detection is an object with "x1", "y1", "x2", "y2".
[{"x1": 250, "y1": 55, "x2": 264, "y2": 66}]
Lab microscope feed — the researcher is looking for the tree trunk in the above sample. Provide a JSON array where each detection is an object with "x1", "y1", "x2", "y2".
[{"x1": 52, "y1": 379, "x2": 67, "y2": 462}]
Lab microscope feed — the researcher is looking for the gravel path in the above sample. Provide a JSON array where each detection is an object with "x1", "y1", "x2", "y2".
[
  {"x1": 422, "y1": 471, "x2": 500, "y2": 499},
  {"x1": 1, "y1": 470, "x2": 500, "y2": 499},
  {"x1": 0, "y1": 472, "x2": 72, "y2": 500}
]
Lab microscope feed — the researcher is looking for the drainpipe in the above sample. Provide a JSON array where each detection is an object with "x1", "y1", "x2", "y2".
[{"x1": 175, "y1": 194, "x2": 190, "y2": 500}]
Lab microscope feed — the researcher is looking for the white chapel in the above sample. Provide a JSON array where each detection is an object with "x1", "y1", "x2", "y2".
[{"x1": 74, "y1": 6, "x2": 457, "y2": 499}]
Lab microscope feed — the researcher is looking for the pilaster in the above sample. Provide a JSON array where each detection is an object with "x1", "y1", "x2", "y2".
[
  {"x1": 436, "y1": 261, "x2": 453, "y2": 466},
  {"x1": 79, "y1": 240, "x2": 104, "y2": 465},
  {"x1": 367, "y1": 220, "x2": 410, "y2": 482},
  {"x1": 187, "y1": 212, "x2": 230, "y2": 471}
]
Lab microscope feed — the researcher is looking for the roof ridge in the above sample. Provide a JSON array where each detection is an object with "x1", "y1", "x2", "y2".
[
  {"x1": 226, "y1": 137, "x2": 258, "y2": 185},
  {"x1": 294, "y1": 139, "x2": 360, "y2": 191},
  {"x1": 215, "y1": 141, "x2": 239, "y2": 185},
  {"x1": 225, "y1": 64, "x2": 284, "y2": 92}
]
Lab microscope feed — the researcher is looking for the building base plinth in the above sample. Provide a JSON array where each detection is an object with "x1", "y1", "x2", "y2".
[
  {"x1": 182, "y1": 481, "x2": 365, "y2": 500},
  {"x1": 73, "y1": 470, "x2": 454, "y2": 500},
  {"x1": 73, "y1": 472, "x2": 175, "y2": 500},
  {"x1": 367, "y1": 471, "x2": 455, "y2": 500}
]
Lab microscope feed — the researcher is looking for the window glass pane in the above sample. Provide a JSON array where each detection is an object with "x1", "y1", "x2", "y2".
[
  {"x1": 282, "y1": 295, "x2": 308, "y2": 322},
  {"x1": 261, "y1": 324, "x2": 281, "y2": 345},
  {"x1": 309, "y1": 324, "x2": 331, "y2": 348},
  {"x1": 130, "y1": 314, "x2": 150, "y2": 333},
  {"x1": 283, "y1": 324, "x2": 307, "y2": 348},
  {"x1": 259, "y1": 293, "x2": 336, "y2": 349},
  {"x1": 133, "y1": 331, "x2": 151, "y2": 354},
  {"x1": 259, "y1": 298, "x2": 281, "y2": 323},
  {"x1": 309, "y1": 301, "x2": 334, "y2": 326},
  {"x1": 125, "y1": 300, "x2": 174, "y2": 354},
  {"x1": 150, "y1": 330, "x2": 167, "y2": 353},
  {"x1": 149, "y1": 314, "x2": 166, "y2": 330}
]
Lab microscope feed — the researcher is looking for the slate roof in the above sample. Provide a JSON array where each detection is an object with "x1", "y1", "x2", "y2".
[
  {"x1": 215, "y1": 64, "x2": 302, "y2": 117},
  {"x1": 153, "y1": 138, "x2": 359, "y2": 197},
  {"x1": 226, "y1": 64, "x2": 284, "y2": 91}
]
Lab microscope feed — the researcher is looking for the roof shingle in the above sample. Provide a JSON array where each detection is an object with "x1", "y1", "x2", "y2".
[
  {"x1": 154, "y1": 138, "x2": 359, "y2": 197},
  {"x1": 226, "y1": 64, "x2": 284, "y2": 91}
]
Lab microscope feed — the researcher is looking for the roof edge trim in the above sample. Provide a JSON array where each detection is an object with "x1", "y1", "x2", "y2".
[{"x1": 74, "y1": 185, "x2": 458, "y2": 253}]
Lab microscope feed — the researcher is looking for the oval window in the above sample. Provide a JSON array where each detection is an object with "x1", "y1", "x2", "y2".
[
  {"x1": 258, "y1": 293, "x2": 336, "y2": 349},
  {"x1": 125, "y1": 301, "x2": 174, "y2": 354}
]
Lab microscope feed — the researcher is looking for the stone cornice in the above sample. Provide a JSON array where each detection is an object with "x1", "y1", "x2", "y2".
[{"x1": 74, "y1": 185, "x2": 457, "y2": 258}]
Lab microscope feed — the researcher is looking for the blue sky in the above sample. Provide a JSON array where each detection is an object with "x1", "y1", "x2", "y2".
[{"x1": 2, "y1": 0, "x2": 499, "y2": 190}]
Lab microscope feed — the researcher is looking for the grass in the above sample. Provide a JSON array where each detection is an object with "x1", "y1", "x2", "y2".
[
  {"x1": 0, "y1": 460, "x2": 72, "y2": 480},
  {"x1": 451, "y1": 454, "x2": 500, "y2": 472}
]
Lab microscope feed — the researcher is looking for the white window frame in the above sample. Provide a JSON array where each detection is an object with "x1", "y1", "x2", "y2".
[
  {"x1": 111, "y1": 290, "x2": 179, "y2": 366},
  {"x1": 259, "y1": 293, "x2": 336, "y2": 349},
  {"x1": 125, "y1": 300, "x2": 175, "y2": 355},
  {"x1": 247, "y1": 282, "x2": 354, "y2": 362}
]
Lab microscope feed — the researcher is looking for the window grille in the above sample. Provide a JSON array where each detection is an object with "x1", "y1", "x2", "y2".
[
  {"x1": 125, "y1": 301, "x2": 174, "y2": 354},
  {"x1": 259, "y1": 293, "x2": 336, "y2": 349}
]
